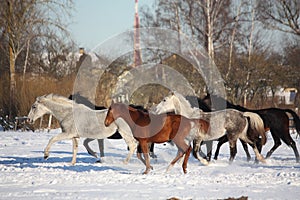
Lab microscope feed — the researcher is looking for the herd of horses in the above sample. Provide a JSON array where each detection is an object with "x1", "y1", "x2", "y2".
[{"x1": 27, "y1": 92, "x2": 300, "y2": 174}]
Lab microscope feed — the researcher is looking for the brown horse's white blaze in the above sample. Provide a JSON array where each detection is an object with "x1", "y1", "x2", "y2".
[{"x1": 104, "y1": 101, "x2": 208, "y2": 174}]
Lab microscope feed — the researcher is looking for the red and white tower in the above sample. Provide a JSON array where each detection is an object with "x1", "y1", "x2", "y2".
[{"x1": 133, "y1": 0, "x2": 142, "y2": 67}]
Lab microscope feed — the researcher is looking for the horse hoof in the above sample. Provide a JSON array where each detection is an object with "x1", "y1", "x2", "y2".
[
  {"x1": 95, "y1": 160, "x2": 102, "y2": 163},
  {"x1": 150, "y1": 153, "x2": 157, "y2": 159},
  {"x1": 260, "y1": 159, "x2": 266, "y2": 164},
  {"x1": 44, "y1": 155, "x2": 49, "y2": 160},
  {"x1": 200, "y1": 159, "x2": 209, "y2": 166},
  {"x1": 143, "y1": 167, "x2": 152, "y2": 174},
  {"x1": 266, "y1": 152, "x2": 272, "y2": 158}
]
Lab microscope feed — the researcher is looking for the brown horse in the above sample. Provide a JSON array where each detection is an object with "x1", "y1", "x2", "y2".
[{"x1": 104, "y1": 101, "x2": 209, "y2": 174}]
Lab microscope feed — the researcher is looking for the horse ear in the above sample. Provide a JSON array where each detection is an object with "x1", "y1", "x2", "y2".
[{"x1": 170, "y1": 91, "x2": 175, "y2": 96}]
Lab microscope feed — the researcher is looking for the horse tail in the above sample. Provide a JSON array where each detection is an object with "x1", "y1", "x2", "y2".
[
  {"x1": 244, "y1": 112, "x2": 267, "y2": 145},
  {"x1": 284, "y1": 109, "x2": 300, "y2": 135}
]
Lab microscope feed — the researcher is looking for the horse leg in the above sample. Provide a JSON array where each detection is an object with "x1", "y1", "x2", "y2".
[
  {"x1": 279, "y1": 127, "x2": 300, "y2": 163},
  {"x1": 214, "y1": 135, "x2": 228, "y2": 160},
  {"x1": 198, "y1": 146, "x2": 208, "y2": 160},
  {"x1": 250, "y1": 143, "x2": 266, "y2": 163},
  {"x1": 205, "y1": 141, "x2": 213, "y2": 161},
  {"x1": 166, "y1": 150, "x2": 184, "y2": 173},
  {"x1": 251, "y1": 138, "x2": 263, "y2": 163},
  {"x1": 182, "y1": 146, "x2": 192, "y2": 174},
  {"x1": 98, "y1": 139, "x2": 105, "y2": 157},
  {"x1": 118, "y1": 130, "x2": 137, "y2": 164},
  {"x1": 83, "y1": 138, "x2": 98, "y2": 158},
  {"x1": 290, "y1": 140, "x2": 300, "y2": 163},
  {"x1": 149, "y1": 143, "x2": 157, "y2": 158},
  {"x1": 192, "y1": 139, "x2": 209, "y2": 165},
  {"x1": 44, "y1": 132, "x2": 73, "y2": 160},
  {"x1": 197, "y1": 141, "x2": 209, "y2": 160},
  {"x1": 139, "y1": 141, "x2": 152, "y2": 174},
  {"x1": 239, "y1": 139, "x2": 251, "y2": 162},
  {"x1": 136, "y1": 144, "x2": 146, "y2": 166},
  {"x1": 71, "y1": 137, "x2": 79, "y2": 165},
  {"x1": 266, "y1": 132, "x2": 281, "y2": 159},
  {"x1": 228, "y1": 138, "x2": 238, "y2": 163}
]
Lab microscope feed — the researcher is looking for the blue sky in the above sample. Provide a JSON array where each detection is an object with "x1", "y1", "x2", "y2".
[{"x1": 70, "y1": 0, "x2": 151, "y2": 50}]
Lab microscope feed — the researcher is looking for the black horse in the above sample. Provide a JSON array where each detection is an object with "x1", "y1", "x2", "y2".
[
  {"x1": 199, "y1": 93, "x2": 300, "y2": 162},
  {"x1": 69, "y1": 93, "x2": 156, "y2": 159}
]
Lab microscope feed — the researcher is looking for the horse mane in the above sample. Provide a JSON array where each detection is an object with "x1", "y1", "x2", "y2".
[
  {"x1": 171, "y1": 91, "x2": 194, "y2": 110},
  {"x1": 129, "y1": 104, "x2": 148, "y2": 113},
  {"x1": 185, "y1": 95, "x2": 211, "y2": 112},
  {"x1": 69, "y1": 93, "x2": 106, "y2": 110},
  {"x1": 203, "y1": 93, "x2": 248, "y2": 112},
  {"x1": 40, "y1": 93, "x2": 75, "y2": 107}
]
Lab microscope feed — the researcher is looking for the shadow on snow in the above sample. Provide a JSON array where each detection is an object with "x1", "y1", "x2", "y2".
[{"x1": 0, "y1": 151, "x2": 130, "y2": 173}]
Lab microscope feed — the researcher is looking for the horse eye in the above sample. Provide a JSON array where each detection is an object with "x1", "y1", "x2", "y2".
[
  {"x1": 163, "y1": 99, "x2": 166, "y2": 102},
  {"x1": 32, "y1": 105, "x2": 36, "y2": 109}
]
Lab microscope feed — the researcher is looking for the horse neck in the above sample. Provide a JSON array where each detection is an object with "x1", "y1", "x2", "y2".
[
  {"x1": 120, "y1": 106, "x2": 149, "y2": 129},
  {"x1": 42, "y1": 99, "x2": 72, "y2": 121},
  {"x1": 173, "y1": 95, "x2": 196, "y2": 118}
]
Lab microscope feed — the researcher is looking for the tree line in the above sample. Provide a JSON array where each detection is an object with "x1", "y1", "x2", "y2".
[
  {"x1": 0, "y1": 0, "x2": 299, "y2": 120},
  {"x1": 140, "y1": 0, "x2": 300, "y2": 107},
  {"x1": 0, "y1": 0, "x2": 75, "y2": 118}
]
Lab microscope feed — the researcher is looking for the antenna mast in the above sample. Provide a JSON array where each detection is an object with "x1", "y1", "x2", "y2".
[{"x1": 133, "y1": 0, "x2": 142, "y2": 67}]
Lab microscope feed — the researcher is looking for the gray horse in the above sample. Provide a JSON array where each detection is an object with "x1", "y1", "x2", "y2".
[
  {"x1": 154, "y1": 91, "x2": 266, "y2": 164},
  {"x1": 27, "y1": 94, "x2": 137, "y2": 165}
]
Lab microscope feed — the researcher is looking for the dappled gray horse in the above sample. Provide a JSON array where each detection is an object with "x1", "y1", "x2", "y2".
[
  {"x1": 27, "y1": 94, "x2": 137, "y2": 164},
  {"x1": 154, "y1": 91, "x2": 266, "y2": 164}
]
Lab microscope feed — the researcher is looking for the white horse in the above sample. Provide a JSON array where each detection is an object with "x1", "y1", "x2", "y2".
[
  {"x1": 154, "y1": 91, "x2": 267, "y2": 164},
  {"x1": 27, "y1": 94, "x2": 137, "y2": 165}
]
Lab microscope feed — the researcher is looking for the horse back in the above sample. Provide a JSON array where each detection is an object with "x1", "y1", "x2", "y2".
[
  {"x1": 257, "y1": 108, "x2": 289, "y2": 130},
  {"x1": 135, "y1": 113, "x2": 189, "y2": 143}
]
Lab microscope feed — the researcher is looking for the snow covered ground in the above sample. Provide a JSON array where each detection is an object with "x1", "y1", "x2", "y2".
[{"x1": 0, "y1": 129, "x2": 299, "y2": 200}]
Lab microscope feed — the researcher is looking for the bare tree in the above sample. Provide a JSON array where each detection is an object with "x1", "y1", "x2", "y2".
[
  {"x1": 258, "y1": 0, "x2": 300, "y2": 36},
  {"x1": 0, "y1": 0, "x2": 74, "y2": 117}
]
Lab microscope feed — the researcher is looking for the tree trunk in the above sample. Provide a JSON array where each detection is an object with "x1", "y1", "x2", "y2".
[
  {"x1": 174, "y1": 2, "x2": 182, "y2": 53},
  {"x1": 9, "y1": 45, "x2": 17, "y2": 118},
  {"x1": 21, "y1": 39, "x2": 30, "y2": 103},
  {"x1": 226, "y1": 1, "x2": 243, "y2": 80},
  {"x1": 244, "y1": 0, "x2": 256, "y2": 107},
  {"x1": 8, "y1": 0, "x2": 17, "y2": 118},
  {"x1": 206, "y1": 0, "x2": 214, "y2": 62}
]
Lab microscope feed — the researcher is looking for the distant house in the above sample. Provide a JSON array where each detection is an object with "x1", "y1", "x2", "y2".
[
  {"x1": 268, "y1": 87, "x2": 298, "y2": 105},
  {"x1": 282, "y1": 88, "x2": 297, "y2": 105}
]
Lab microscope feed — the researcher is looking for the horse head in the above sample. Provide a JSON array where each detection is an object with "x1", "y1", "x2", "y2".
[
  {"x1": 104, "y1": 100, "x2": 118, "y2": 127},
  {"x1": 153, "y1": 92, "x2": 177, "y2": 114},
  {"x1": 27, "y1": 95, "x2": 52, "y2": 124},
  {"x1": 156, "y1": 91, "x2": 203, "y2": 118}
]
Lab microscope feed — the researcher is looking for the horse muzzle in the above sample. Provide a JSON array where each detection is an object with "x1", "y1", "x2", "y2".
[{"x1": 26, "y1": 117, "x2": 34, "y2": 124}]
